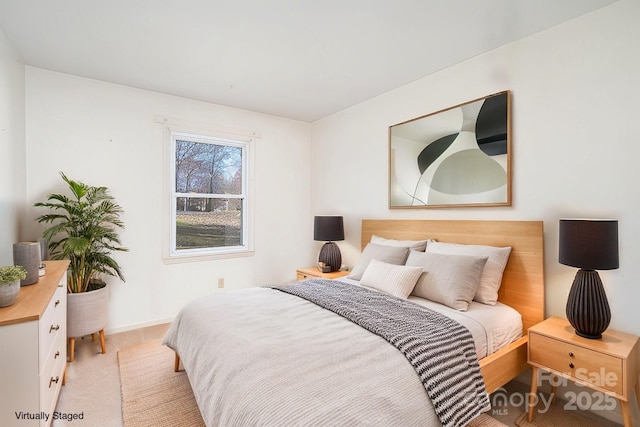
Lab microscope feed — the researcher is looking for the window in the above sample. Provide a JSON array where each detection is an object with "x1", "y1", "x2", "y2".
[{"x1": 169, "y1": 131, "x2": 251, "y2": 259}]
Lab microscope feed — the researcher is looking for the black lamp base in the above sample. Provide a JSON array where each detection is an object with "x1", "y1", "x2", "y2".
[
  {"x1": 574, "y1": 330, "x2": 604, "y2": 340},
  {"x1": 318, "y1": 242, "x2": 342, "y2": 272},
  {"x1": 565, "y1": 269, "x2": 611, "y2": 340}
]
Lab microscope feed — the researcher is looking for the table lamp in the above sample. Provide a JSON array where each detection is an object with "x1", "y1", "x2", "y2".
[
  {"x1": 313, "y1": 216, "x2": 344, "y2": 272},
  {"x1": 559, "y1": 219, "x2": 619, "y2": 339}
]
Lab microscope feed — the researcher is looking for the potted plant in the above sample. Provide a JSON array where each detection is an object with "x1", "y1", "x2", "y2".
[
  {"x1": 35, "y1": 172, "x2": 128, "y2": 360},
  {"x1": 0, "y1": 266, "x2": 27, "y2": 307}
]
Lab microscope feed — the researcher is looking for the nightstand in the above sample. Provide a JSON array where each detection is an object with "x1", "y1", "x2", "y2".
[
  {"x1": 296, "y1": 267, "x2": 349, "y2": 281},
  {"x1": 527, "y1": 317, "x2": 640, "y2": 426}
]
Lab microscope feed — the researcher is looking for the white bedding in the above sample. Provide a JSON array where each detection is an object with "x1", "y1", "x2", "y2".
[
  {"x1": 339, "y1": 277, "x2": 523, "y2": 359},
  {"x1": 163, "y1": 280, "x2": 521, "y2": 426},
  {"x1": 410, "y1": 297, "x2": 522, "y2": 358}
]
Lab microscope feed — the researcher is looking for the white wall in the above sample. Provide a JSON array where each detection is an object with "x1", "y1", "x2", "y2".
[
  {"x1": 313, "y1": 5, "x2": 640, "y2": 423},
  {"x1": 24, "y1": 68, "x2": 313, "y2": 332},
  {"x1": 312, "y1": 0, "x2": 640, "y2": 336},
  {"x1": 0, "y1": 28, "x2": 25, "y2": 265}
]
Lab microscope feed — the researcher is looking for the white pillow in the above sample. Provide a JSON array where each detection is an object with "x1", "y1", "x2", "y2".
[
  {"x1": 347, "y1": 243, "x2": 410, "y2": 281},
  {"x1": 405, "y1": 251, "x2": 488, "y2": 311},
  {"x1": 370, "y1": 235, "x2": 431, "y2": 252},
  {"x1": 359, "y1": 259, "x2": 423, "y2": 299},
  {"x1": 425, "y1": 241, "x2": 511, "y2": 305}
]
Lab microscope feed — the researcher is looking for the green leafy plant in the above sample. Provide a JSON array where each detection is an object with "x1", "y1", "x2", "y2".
[
  {"x1": 0, "y1": 265, "x2": 27, "y2": 284},
  {"x1": 35, "y1": 172, "x2": 128, "y2": 293}
]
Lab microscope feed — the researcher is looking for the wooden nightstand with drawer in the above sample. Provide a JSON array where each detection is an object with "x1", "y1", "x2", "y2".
[
  {"x1": 296, "y1": 267, "x2": 349, "y2": 281},
  {"x1": 527, "y1": 316, "x2": 640, "y2": 426}
]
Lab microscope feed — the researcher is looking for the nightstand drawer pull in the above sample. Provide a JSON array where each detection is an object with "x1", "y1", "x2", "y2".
[
  {"x1": 55, "y1": 351, "x2": 60, "y2": 359},
  {"x1": 55, "y1": 299, "x2": 60, "y2": 307},
  {"x1": 49, "y1": 324, "x2": 60, "y2": 333},
  {"x1": 568, "y1": 352, "x2": 574, "y2": 357},
  {"x1": 569, "y1": 362, "x2": 574, "y2": 369},
  {"x1": 49, "y1": 376, "x2": 59, "y2": 388}
]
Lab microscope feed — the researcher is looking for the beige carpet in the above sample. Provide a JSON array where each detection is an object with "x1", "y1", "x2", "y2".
[
  {"x1": 118, "y1": 339, "x2": 205, "y2": 427},
  {"x1": 118, "y1": 339, "x2": 507, "y2": 427},
  {"x1": 515, "y1": 405, "x2": 602, "y2": 427}
]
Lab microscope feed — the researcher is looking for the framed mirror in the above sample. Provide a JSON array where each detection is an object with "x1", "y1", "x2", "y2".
[{"x1": 389, "y1": 91, "x2": 511, "y2": 208}]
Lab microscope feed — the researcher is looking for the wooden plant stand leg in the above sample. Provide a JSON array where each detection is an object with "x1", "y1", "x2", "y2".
[
  {"x1": 69, "y1": 337, "x2": 75, "y2": 363},
  {"x1": 91, "y1": 333, "x2": 96, "y2": 341},
  {"x1": 98, "y1": 329, "x2": 106, "y2": 354}
]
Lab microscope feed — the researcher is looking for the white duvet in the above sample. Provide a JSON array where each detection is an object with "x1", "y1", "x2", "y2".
[{"x1": 163, "y1": 284, "x2": 520, "y2": 426}]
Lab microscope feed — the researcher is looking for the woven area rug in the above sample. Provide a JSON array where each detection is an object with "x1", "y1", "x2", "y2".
[
  {"x1": 118, "y1": 339, "x2": 205, "y2": 427},
  {"x1": 118, "y1": 339, "x2": 505, "y2": 427},
  {"x1": 515, "y1": 404, "x2": 602, "y2": 427},
  {"x1": 468, "y1": 414, "x2": 508, "y2": 426}
]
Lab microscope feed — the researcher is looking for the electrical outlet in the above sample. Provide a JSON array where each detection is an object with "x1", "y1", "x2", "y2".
[{"x1": 217, "y1": 278, "x2": 224, "y2": 288}]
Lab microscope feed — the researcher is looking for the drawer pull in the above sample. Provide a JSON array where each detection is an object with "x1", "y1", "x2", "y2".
[
  {"x1": 58, "y1": 281, "x2": 64, "y2": 287},
  {"x1": 55, "y1": 299, "x2": 61, "y2": 307},
  {"x1": 55, "y1": 351, "x2": 60, "y2": 359},
  {"x1": 569, "y1": 363, "x2": 575, "y2": 369},
  {"x1": 49, "y1": 376, "x2": 60, "y2": 388},
  {"x1": 568, "y1": 352, "x2": 574, "y2": 357},
  {"x1": 49, "y1": 324, "x2": 60, "y2": 333}
]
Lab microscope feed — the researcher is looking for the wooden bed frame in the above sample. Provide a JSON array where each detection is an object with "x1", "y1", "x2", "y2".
[
  {"x1": 361, "y1": 219, "x2": 545, "y2": 393},
  {"x1": 173, "y1": 219, "x2": 544, "y2": 393}
]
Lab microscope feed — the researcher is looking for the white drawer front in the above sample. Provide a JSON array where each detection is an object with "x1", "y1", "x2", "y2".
[
  {"x1": 39, "y1": 283, "x2": 66, "y2": 372},
  {"x1": 39, "y1": 331, "x2": 66, "y2": 427}
]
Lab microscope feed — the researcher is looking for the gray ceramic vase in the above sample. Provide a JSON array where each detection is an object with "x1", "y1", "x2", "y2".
[{"x1": 13, "y1": 242, "x2": 40, "y2": 286}]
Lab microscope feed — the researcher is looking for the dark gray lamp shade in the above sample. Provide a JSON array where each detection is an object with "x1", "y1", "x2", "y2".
[
  {"x1": 559, "y1": 219, "x2": 619, "y2": 270},
  {"x1": 314, "y1": 216, "x2": 344, "y2": 272},
  {"x1": 559, "y1": 219, "x2": 619, "y2": 339},
  {"x1": 314, "y1": 216, "x2": 344, "y2": 242}
]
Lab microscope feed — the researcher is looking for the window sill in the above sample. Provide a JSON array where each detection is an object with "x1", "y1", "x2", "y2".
[{"x1": 163, "y1": 250, "x2": 255, "y2": 264}]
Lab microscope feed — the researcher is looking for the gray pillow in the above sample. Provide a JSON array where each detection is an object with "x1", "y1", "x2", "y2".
[
  {"x1": 426, "y1": 241, "x2": 511, "y2": 305},
  {"x1": 347, "y1": 243, "x2": 410, "y2": 281},
  {"x1": 370, "y1": 235, "x2": 431, "y2": 252},
  {"x1": 405, "y1": 251, "x2": 488, "y2": 311}
]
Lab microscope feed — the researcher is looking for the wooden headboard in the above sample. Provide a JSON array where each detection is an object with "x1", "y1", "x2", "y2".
[{"x1": 361, "y1": 219, "x2": 545, "y2": 333}]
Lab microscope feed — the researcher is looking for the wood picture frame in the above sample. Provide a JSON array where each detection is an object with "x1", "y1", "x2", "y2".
[{"x1": 389, "y1": 91, "x2": 511, "y2": 208}]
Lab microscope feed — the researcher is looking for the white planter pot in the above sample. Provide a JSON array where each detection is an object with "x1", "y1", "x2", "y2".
[
  {"x1": 0, "y1": 280, "x2": 20, "y2": 307},
  {"x1": 67, "y1": 284, "x2": 109, "y2": 337}
]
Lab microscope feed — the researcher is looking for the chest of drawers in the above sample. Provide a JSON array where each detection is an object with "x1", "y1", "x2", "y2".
[{"x1": 0, "y1": 260, "x2": 69, "y2": 427}]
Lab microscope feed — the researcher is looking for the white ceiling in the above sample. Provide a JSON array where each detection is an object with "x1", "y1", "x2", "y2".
[{"x1": 0, "y1": 0, "x2": 616, "y2": 122}]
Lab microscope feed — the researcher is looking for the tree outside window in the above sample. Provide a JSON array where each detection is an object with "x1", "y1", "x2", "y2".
[{"x1": 170, "y1": 132, "x2": 249, "y2": 256}]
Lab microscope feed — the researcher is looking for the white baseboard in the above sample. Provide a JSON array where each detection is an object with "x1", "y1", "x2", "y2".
[{"x1": 104, "y1": 317, "x2": 174, "y2": 335}]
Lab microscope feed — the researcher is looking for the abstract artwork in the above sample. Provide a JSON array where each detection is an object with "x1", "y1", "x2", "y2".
[{"x1": 389, "y1": 91, "x2": 511, "y2": 208}]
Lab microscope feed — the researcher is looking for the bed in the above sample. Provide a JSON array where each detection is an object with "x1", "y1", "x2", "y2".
[{"x1": 163, "y1": 219, "x2": 545, "y2": 426}]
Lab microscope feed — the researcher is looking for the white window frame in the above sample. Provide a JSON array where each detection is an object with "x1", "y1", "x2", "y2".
[{"x1": 160, "y1": 117, "x2": 256, "y2": 263}]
